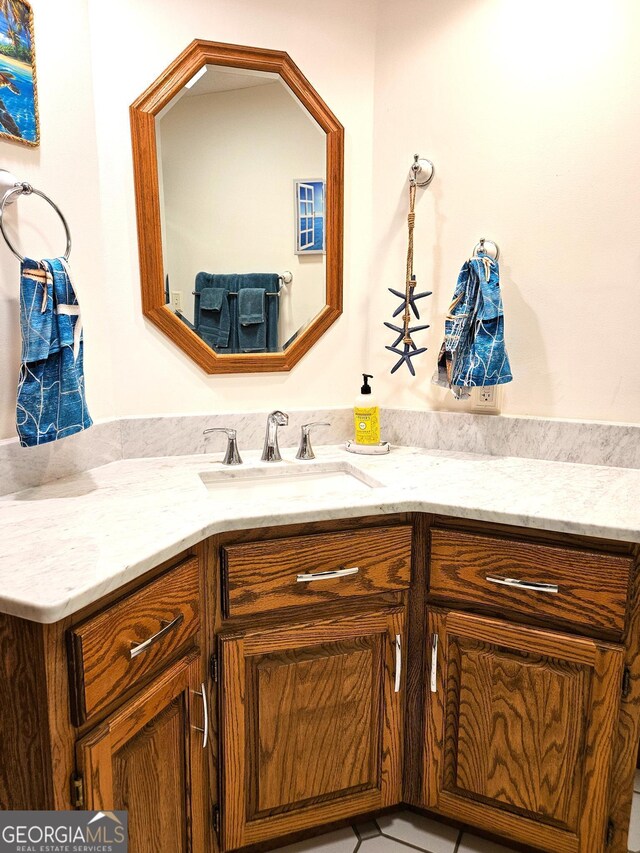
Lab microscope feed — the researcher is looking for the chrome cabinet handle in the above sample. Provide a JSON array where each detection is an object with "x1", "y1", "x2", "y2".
[
  {"x1": 129, "y1": 613, "x2": 184, "y2": 659},
  {"x1": 296, "y1": 567, "x2": 360, "y2": 582},
  {"x1": 430, "y1": 633, "x2": 438, "y2": 693},
  {"x1": 192, "y1": 682, "x2": 209, "y2": 749},
  {"x1": 394, "y1": 634, "x2": 402, "y2": 694},
  {"x1": 486, "y1": 575, "x2": 559, "y2": 594}
]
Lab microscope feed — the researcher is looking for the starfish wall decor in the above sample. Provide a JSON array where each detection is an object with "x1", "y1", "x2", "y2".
[{"x1": 385, "y1": 155, "x2": 434, "y2": 376}]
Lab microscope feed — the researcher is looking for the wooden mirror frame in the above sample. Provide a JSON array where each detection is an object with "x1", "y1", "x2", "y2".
[{"x1": 130, "y1": 40, "x2": 344, "y2": 374}]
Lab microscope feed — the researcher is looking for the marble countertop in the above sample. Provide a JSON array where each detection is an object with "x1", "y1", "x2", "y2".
[{"x1": 1, "y1": 445, "x2": 639, "y2": 623}]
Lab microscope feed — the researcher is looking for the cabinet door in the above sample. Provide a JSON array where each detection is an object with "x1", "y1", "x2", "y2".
[
  {"x1": 425, "y1": 609, "x2": 624, "y2": 853},
  {"x1": 219, "y1": 607, "x2": 405, "y2": 850},
  {"x1": 76, "y1": 653, "x2": 209, "y2": 853}
]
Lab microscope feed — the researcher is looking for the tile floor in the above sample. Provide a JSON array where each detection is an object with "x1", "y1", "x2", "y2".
[{"x1": 269, "y1": 776, "x2": 640, "y2": 853}]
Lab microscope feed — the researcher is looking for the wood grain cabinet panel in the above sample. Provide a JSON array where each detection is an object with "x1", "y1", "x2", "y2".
[
  {"x1": 68, "y1": 558, "x2": 200, "y2": 723},
  {"x1": 221, "y1": 525, "x2": 412, "y2": 617},
  {"x1": 219, "y1": 608, "x2": 405, "y2": 850},
  {"x1": 424, "y1": 608, "x2": 624, "y2": 853},
  {"x1": 429, "y1": 528, "x2": 631, "y2": 636},
  {"x1": 76, "y1": 653, "x2": 208, "y2": 853}
]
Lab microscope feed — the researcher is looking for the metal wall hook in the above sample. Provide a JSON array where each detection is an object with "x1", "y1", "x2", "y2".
[
  {"x1": 473, "y1": 238, "x2": 500, "y2": 261},
  {"x1": 409, "y1": 154, "x2": 435, "y2": 188}
]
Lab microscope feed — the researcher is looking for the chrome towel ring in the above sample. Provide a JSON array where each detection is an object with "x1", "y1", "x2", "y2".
[{"x1": 0, "y1": 175, "x2": 72, "y2": 262}]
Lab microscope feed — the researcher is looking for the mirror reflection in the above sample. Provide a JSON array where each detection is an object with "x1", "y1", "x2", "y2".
[{"x1": 156, "y1": 64, "x2": 327, "y2": 354}]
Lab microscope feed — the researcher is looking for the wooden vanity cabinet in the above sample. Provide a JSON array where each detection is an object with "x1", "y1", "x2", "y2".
[
  {"x1": 66, "y1": 551, "x2": 211, "y2": 853},
  {"x1": 218, "y1": 608, "x2": 405, "y2": 850},
  {"x1": 76, "y1": 652, "x2": 208, "y2": 853},
  {"x1": 418, "y1": 523, "x2": 640, "y2": 853},
  {"x1": 0, "y1": 544, "x2": 213, "y2": 853},
  {"x1": 67, "y1": 555, "x2": 201, "y2": 723},
  {"x1": 214, "y1": 517, "x2": 413, "y2": 851},
  {"x1": 424, "y1": 608, "x2": 623, "y2": 853},
  {"x1": 3, "y1": 514, "x2": 640, "y2": 853}
]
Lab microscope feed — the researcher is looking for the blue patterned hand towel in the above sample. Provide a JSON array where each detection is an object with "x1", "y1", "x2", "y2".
[
  {"x1": 432, "y1": 252, "x2": 512, "y2": 399},
  {"x1": 17, "y1": 258, "x2": 92, "y2": 447}
]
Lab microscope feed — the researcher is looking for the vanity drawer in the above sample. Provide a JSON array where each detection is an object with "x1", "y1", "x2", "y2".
[
  {"x1": 68, "y1": 557, "x2": 200, "y2": 724},
  {"x1": 429, "y1": 529, "x2": 632, "y2": 636},
  {"x1": 221, "y1": 525, "x2": 412, "y2": 617}
]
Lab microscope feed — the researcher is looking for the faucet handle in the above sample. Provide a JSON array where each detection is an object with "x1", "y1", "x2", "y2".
[
  {"x1": 203, "y1": 427, "x2": 243, "y2": 465},
  {"x1": 296, "y1": 422, "x2": 330, "y2": 460},
  {"x1": 269, "y1": 409, "x2": 289, "y2": 425}
]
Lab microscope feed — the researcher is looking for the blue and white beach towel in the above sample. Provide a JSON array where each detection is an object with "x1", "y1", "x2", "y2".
[
  {"x1": 432, "y1": 252, "x2": 512, "y2": 399},
  {"x1": 17, "y1": 257, "x2": 92, "y2": 447}
]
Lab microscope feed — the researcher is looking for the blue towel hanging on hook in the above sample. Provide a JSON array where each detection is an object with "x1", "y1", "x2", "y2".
[
  {"x1": 16, "y1": 257, "x2": 92, "y2": 447},
  {"x1": 432, "y1": 251, "x2": 512, "y2": 399}
]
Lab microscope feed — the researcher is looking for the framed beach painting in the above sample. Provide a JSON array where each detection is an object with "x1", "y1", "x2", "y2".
[
  {"x1": 0, "y1": 0, "x2": 38, "y2": 146},
  {"x1": 294, "y1": 179, "x2": 325, "y2": 254}
]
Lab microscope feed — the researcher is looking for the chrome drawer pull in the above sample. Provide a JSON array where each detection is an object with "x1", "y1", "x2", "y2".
[
  {"x1": 486, "y1": 575, "x2": 559, "y2": 594},
  {"x1": 192, "y1": 683, "x2": 209, "y2": 749},
  {"x1": 296, "y1": 567, "x2": 360, "y2": 583},
  {"x1": 129, "y1": 613, "x2": 184, "y2": 659},
  {"x1": 394, "y1": 634, "x2": 402, "y2": 694},
  {"x1": 430, "y1": 633, "x2": 438, "y2": 693}
]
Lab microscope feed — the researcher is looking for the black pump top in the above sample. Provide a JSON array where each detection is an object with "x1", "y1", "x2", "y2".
[{"x1": 361, "y1": 373, "x2": 373, "y2": 394}]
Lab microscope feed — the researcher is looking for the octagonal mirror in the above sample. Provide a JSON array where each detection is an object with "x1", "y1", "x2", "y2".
[{"x1": 130, "y1": 41, "x2": 343, "y2": 373}]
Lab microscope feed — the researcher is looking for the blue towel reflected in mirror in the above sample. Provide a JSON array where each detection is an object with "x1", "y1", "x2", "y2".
[
  {"x1": 238, "y1": 288, "x2": 267, "y2": 352},
  {"x1": 193, "y1": 272, "x2": 279, "y2": 354}
]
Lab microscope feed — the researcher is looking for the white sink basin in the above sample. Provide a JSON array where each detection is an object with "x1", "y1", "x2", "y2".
[{"x1": 199, "y1": 461, "x2": 382, "y2": 500}]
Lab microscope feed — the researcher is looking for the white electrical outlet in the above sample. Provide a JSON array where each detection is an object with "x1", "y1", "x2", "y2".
[
  {"x1": 171, "y1": 290, "x2": 182, "y2": 311},
  {"x1": 471, "y1": 385, "x2": 502, "y2": 414}
]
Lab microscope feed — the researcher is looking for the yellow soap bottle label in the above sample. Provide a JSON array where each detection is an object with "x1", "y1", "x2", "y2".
[{"x1": 354, "y1": 406, "x2": 380, "y2": 445}]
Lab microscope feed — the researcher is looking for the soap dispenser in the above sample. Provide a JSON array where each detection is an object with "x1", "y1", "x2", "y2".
[
  {"x1": 346, "y1": 374, "x2": 390, "y2": 455},
  {"x1": 354, "y1": 374, "x2": 379, "y2": 445}
]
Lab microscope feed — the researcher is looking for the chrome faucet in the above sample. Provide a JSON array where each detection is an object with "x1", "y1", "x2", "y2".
[{"x1": 261, "y1": 410, "x2": 289, "y2": 462}]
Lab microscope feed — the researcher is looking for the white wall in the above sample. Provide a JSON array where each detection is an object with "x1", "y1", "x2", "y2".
[
  {"x1": 83, "y1": 0, "x2": 376, "y2": 421},
  {"x1": 369, "y1": 0, "x2": 640, "y2": 423},
  {"x1": 0, "y1": 0, "x2": 115, "y2": 440},
  {"x1": 159, "y1": 81, "x2": 326, "y2": 346},
  {"x1": 1, "y1": 0, "x2": 639, "y2": 443}
]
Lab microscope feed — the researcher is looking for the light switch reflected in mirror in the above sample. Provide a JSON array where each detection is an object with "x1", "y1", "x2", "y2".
[{"x1": 156, "y1": 63, "x2": 327, "y2": 355}]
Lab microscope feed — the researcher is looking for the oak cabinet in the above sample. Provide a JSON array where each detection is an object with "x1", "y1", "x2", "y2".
[
  {"x1": 68, "y1": 556, "x2": 201, "y2": 724},
  {"x1": 76, "y1": 653, "x2": 209, "y2": 853},
  {"x1": 221, "y1": 525, "x2": 412, "y2": 617},
  {"x1": 218, "y1": 607, "x2": 406, "y2": 851},
  {"x1": 424, "y1": 607, "x2": 625, "y2": 853},
  {"x1": 429, "y1": 528, "x2": 632, "y2": 638},
  {"x1": 2, "y1": 516, "x2": 639, "y2": 853}
]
